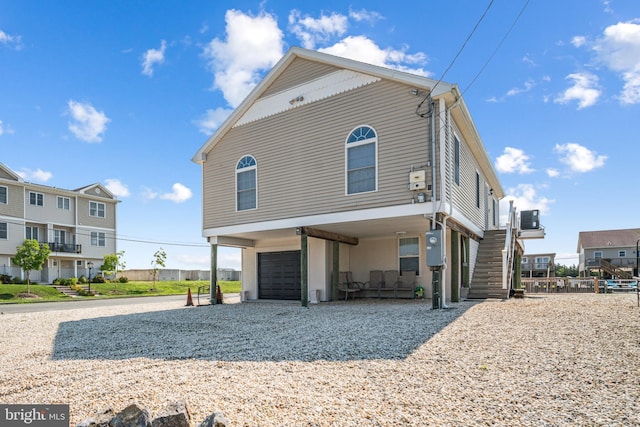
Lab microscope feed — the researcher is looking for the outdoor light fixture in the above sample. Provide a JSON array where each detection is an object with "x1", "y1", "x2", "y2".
[{"x1": 87, "y1": 261, "x2": 94, "y2": 293}]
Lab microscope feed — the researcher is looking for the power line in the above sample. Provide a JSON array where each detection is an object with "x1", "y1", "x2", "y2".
[
  {"x1": 462, "y1": 0, "x2": 531, "y2": 96},
  {"x1": 417, "y1": 0, "x2": 495, "y2": 116}
]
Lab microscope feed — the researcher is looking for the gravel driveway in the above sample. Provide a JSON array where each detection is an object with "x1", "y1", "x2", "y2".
[{"x1": 0, "y1": 293, "x2": 638, "y2": 426}]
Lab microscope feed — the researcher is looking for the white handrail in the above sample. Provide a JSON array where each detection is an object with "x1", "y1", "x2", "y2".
[{"x1": 502, "y1": 201, "x2": 517, "y2": 291}]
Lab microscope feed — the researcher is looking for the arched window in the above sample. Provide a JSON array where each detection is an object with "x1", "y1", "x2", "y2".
[
  {"x1": 346, "y1": 125, "x2": 377, "y2": 194},
  {"x1": 236, "y1": 155, "x2": 257, "y2": 211}
]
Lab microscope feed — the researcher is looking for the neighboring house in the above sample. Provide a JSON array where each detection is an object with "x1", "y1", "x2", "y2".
[
  {"x1": 521, "y1": 253, "x2": 556, "y2": 278},
  {"x1": 0, "y1": 163, "x2": 119, "y2": 283},
  {"x1": 193, "y1": 46, "x2": 524, "y2": 304},
  {"x1": 577, "y1": 228, "x2": 640, "y2": 278}
]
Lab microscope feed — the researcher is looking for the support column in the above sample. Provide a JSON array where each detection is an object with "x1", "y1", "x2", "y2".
[
  {"x1": 450, "y1": 230, "x2": 460, "y2": 302},
  {"x1": 301, "y1": 232, "x2": 308, "y2": 307},
  {"x1": 210, "y1": 244, "x2": 218, "y2": 305},
  {"x1": 463, "y1": 236, "x2": 470, "y2": 289},
  {"x1": 332, "y1": 241, "x2": 339, "y2": 301}
]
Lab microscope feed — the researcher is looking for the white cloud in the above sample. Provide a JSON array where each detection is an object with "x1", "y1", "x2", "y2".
[
  {"x1": 194, "y1": 107, "x2": 233, "y2": 134},
  {"x1": 554, "y1": 142, "x2": 607, "y2": 173},
  {"x1": 593, "y1": 20, "x2": 640, "y2": 104},
  {"x1": 495, "y1": 147, "x2": 534, "y2": 174},
  {"x1": 288, "y1": 10, "x2": 348, "y2": 49},
  {"x1": 0, "y1": 29, "x2": 22, "y2": 50},
  {"x1": 202, "y1": 10, "x2": 284, "y2": 108},
  {"x1": 141, "y1": 40, "x2": 167, "y2": 77},
  {"x1": 571, "y1": 36, "x2": 587, "y2": 48},
  {"x1": 500, "y1": 184, "x2": 553, "y2": 225},
  {"x1": 348, "y1": 8, "x2": 383, "y2": 24},
  {"x1": 104, "y1": 178, "x2": 130, "y2": 198},
  {"x1": 506, "y1": 79, "x2": 535, "y2": 97},
  {"x1": 160, "y1": 183, "x2": 192, "y2": 203},
  {"x1": 546, "y1": 168, "x2": 560, "y2": 177},
  {"x1": 554, "y1": 72, "x2": 601, "y2": 109},
  {"x1": 319, "y1": 36, "x2": 430, "y2": 77},
  {"x1": 67, "y1": 100, "x2": 110, "y2": 143},
  {"x1": 141, "y1": 186, "x2": 158, "y2": 201},
  {"x1": 0, "y1": 119, "x2": 15, "y2": 136},
  {"x1": 16, "y1": 168, "x2": 53, "y2": 183}
]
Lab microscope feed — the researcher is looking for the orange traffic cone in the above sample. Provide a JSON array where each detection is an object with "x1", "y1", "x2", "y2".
[{"x1": 186, "y1": 288, "x2": 194, "y2": 306}]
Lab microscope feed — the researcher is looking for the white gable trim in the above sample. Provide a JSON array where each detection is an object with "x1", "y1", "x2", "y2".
[{"x1": 235, "y1": 70, "x2": 380, "y2": 127}]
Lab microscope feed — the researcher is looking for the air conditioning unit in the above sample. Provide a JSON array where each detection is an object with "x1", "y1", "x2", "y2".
[{"x1": 521, "y1": 210, "x2": 540, "y2": 230}]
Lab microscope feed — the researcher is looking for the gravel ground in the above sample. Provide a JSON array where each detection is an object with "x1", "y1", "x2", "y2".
[{"x1": 0, "y1": 293, "x2": 638, "y2": 426}]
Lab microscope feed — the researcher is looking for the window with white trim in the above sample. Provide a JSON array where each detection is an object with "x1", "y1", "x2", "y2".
[
  {"x1": 475, "y1": 172, "x2": 480, "y2": 208},
  {"x1": 54, "y1": 229, "x2": 66, "y2": 244},
  {"x1": 0, "y1": 222, "x2": 7, "y2": 239},
  {"x1": 619, "y1": 250, "x2": 626, "y2": 257},
  {"x1": 57, "y1": 196, "x2": 70, "y2": 210},
  {"x1": 29, "y1": 192, "x2": 44, "y2": 206},
  {"x1": 594, "y1": 251, "x2": 602, "y2": 259},
  {"x1": 236, "y1": 155, "x2": 257, "y2": 211},
  {"x1": 346, "y1": 126, "x2": 377, "y2": 194},
  {"x1": 26, "y1": 226, "x2": 39, "y2": 241},
  {"x1": 91, "y1": 231, "x2": 106, "y2": 247},
  {"x1": 399, "y1": 237, "x2": 420, "y2": 276},
  {"x1": 0, "y1": 186, "x2": 7, "y2": 204},
  {"x1": 90, "y1": 201, "x2": 106, "y2": 218}
]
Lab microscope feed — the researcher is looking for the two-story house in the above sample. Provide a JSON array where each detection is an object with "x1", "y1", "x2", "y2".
[
  {"x1": 521, "y1": 253, "x2": 556, "y2": 278},
  {"x1": 577, "y1": 228, "x2": 640, "y2": 278},
  {"x1": 0, "y1": 163, "x2": 118, "y2": 283},
  {"x1": 193, "y1": 47, "x2": 521, "y2": 305}
]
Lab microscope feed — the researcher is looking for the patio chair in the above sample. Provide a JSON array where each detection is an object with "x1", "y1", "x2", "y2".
[
  {"x1": 338, "y1": 271, "x2": 362, "y2": 301},
  {"x1": 366, "y1": 270, "x2": 384, "y2": 297},
  {"x1": 382, "y1": 270, "x2": 399, "y2": 298},
  {"x1": 397, "y1": 270, "x2": 417, "y2": 298}
]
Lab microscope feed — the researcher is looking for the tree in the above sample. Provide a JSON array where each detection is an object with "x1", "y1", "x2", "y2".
[
  {"x1": 100, "y1": 251, "x2": 126, "y2": 290},
  {"x1": 151, "y1": 248, "x2": 167, "y2": 290},
  {"x1": 555, "y1": 263, "x2": 578, "y2": 277},
  {"x1": 12, "y1": 239, "x2": 51, "y2": 294}
]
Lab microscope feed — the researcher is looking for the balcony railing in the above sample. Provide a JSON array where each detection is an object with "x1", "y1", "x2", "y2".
[
  {"x1": 47, "y1": 242, "x2": 82, "y2": 253},
  {"x1": 521, "y1": 262, "x2": 554, "y2": 271},
  {"x1": 586, "y1": 258, "x2": 636, "y2": 268}
]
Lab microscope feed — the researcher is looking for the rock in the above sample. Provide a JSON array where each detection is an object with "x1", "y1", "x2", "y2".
[
  {"x1": 110, "y1": 403, "x2": 151, "y2": 427},
  {"x1": 197, "y1": 411, "x2": 229, "y2": 427},
  {"x1": 76, "y1": 407, "x2": 114, "y2": 427},
  {"x1": 151, "y1": 401, "x2": 191, "y2": 427}
]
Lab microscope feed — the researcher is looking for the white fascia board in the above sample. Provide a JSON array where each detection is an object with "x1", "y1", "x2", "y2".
[
  {"x1": 441, "y1": 201, "x2": 484, "y2": 238},
  {"x1": 202, "y1": 203, "x2": 434, "y2": 238}
]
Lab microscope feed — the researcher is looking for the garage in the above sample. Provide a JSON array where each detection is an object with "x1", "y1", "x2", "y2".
[{"x1": 258, "y1": 251, "x2": 301, "y2": 300}]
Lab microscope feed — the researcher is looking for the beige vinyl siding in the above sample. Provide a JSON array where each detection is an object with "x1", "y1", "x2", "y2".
[
  {"x1": 203, "y1": 78, "x2": 434, "y2": 229},
  {"x1": 0, "y1": 183, "x2": 24, "y2": 218},
  {"x1": 77, "y1": 198, "x2": 117, "y2": 229},
  {"x1": 262, "y1": 59, "x2": 337, "y2": 97},
  {"x1": 449, "y1": 123, "x2": 486, "y2": 230}
]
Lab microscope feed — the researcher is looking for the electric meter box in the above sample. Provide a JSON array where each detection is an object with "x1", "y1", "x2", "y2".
[{"x1": 426, "y1": 229, "x2": 443, "y2": 267}]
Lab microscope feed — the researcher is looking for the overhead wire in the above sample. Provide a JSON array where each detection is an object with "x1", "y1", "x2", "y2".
[{"x1": 416, "y1": 0, "x2": 495, "y2": 116}]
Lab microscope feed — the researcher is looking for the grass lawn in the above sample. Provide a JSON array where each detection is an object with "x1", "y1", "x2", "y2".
[{"x1": 0, "y1": 280, "x2": 241, "y2": 303}]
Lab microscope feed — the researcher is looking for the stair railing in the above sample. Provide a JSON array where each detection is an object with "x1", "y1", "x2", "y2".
[{"x1": 502, "y1": 201, "x2": 518, "y2": 295}]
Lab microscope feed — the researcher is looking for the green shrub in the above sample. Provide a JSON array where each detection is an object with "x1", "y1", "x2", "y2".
[
  {"x1": 91, "y1": 275, "x2": 105, "y2": 283},
  {"x1": 0, "y1": 274, "x2": 11, "y2": 284},
  {"x1": 118, "y1": 276, "x2": 129, "y2": 283},
  {"x1": 11, "y1": 276, "x2": 24, "y2": 284},
  {"x1": 78, "y1": 275, "x2": 88, "y2": 284}
]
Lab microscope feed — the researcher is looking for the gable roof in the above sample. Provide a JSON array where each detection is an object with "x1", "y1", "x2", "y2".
[
  {"x1": 0, "y1": 162, "x2": 24, "y2": 182},
  {"x1": 577, "y1": 228, "x2": 640, "y2": 251},
  {"x1": 192, "y1": 46, "x2": 503, "y2": 198}
]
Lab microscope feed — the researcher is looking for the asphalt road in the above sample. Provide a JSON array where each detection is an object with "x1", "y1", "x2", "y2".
[{"x1": 0, "y1": 294, "x2": 207, "y2": 314}]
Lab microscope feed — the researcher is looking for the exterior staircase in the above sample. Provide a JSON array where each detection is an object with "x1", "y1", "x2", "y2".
[
  {"x1": 467, "y1": 229, "x2": 510, "y2": 299},
  {"x1": 599, "y1": 259, "x2": 633, "y2": 279},
  {"x1": 52, "y1": 285, "x2": 80, "y2": 297}
]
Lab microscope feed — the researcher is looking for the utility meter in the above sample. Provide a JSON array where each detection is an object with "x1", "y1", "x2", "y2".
[{"x1": 426, "y1": 229, "x2": 443, "y2": 267}]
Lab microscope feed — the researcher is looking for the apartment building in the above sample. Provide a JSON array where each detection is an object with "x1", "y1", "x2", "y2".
[{"x1": 0, "y1": 163, "x2": 118, "y2": 283}]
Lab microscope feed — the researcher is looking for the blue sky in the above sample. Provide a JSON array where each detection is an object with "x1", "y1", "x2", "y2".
[{"x1": 1, "y1": 0, "x2": 639, "y2": 270}]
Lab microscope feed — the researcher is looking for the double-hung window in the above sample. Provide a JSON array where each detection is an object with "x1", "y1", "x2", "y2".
[
  {"x1": 90, "y1": 201, "x2": 106, "y2": 218},
  {"x1": 0, "y1": 186, "x2": 7, "y2": 204},
  {"x1": 91, "y1": 231, "x2": 106, "y2": 247},
  {"x1": 399, "y1": 237, "x2": 420, "y2": 275},
  {"x1": 346, "y1": 126, "x2": 377, "y2": 194},
  {"x1": 0, "y1": 222, "x2": 7, "y2": 239},
  {"x1": 57, "y1": 196, "x2": 70, "y2": 210},
  {"x1": 29, "y1": 192, "x2": 44, "y2": 206},
  {"x1": 26, "y1": 226, "x2": 39, "y2": 241},
  {"x1": 236, "y1": 155, "x2": 257, "y2": 211},
  {"x1": 454, "y1": 136, "x2": 460, "y2": 186}
]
